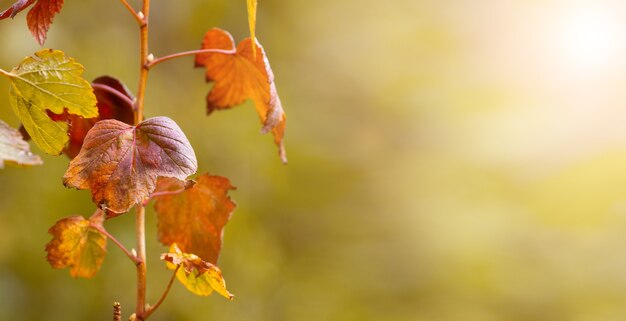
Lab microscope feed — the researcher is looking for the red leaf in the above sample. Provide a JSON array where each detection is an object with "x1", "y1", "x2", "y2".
[
  {"x1": 154, "y1": 174, "x2": 236, "y2": 264},
  {"x1": 63, "y1": 117, "x2": 198, "y2": 214},
  {"x1": 0, "y1": 0, "x2": 34, "y2": 19},
  {"x1": 195, "y1": 28, "x2": 287, "y2": 163},
  {"x1": 20, "y1": 76, "x2": 135, "y2": 159},
  {"x1": 64, "y1": 76, "x2": 134, "y2": 159},
  {"x1": 0, "y1": 0, "x2": 63, "y2": 45},
  {"x1": 26, "y1": 0, "x2": 64, "y2": 45}
]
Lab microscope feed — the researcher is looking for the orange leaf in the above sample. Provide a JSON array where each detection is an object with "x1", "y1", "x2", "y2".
[
  {"x1": 63, "y1": 117, "x2": 198, "y2": 214},
  {"x1": 154, "y1": 174, "x2": 236, "y2": 264},
  {"x1": 195, "y1": 28, "x2": 287, "y2": 163},
  {"x1": 26, "y1": 0, "x2": 64, "y2": 45},
  {"x1": 45, "y1": 212, "x2": 107, "y2": 278},
  {"x1": 161, "y1": 244, "x2": 234, "y2": 299}
]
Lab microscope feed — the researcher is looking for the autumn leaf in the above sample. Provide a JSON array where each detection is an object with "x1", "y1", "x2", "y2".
[
  {"x1": 27, "y1": 0, "x2": 64, "y2": 45},
  {"x1": 161, "y1": 244, "x2": 233, "y2": 299},
  {"x1": 246, "y1": 0, "x2": 257, "y2": 58},
  {"x1": 154, "y1": 174, "x2": 236, "y2": 264},
  {"x1": 0, "y1": 0, "x2": 64, "y2": 45},
  {"x1": 45, "y1": 212, "x2": 107, "y2": 278},
  {"x1": 195, "y1": 28, "x2": 287, "y2": 163},
  {"x1": 47, "y1": 76, "x2": 135, "y2": 159},
  {"x1": 0, "y1": 119, "x2": 42, "y2": 168},
  {"x1": 0, "y1": 49, "x2": 98, "y2": 155},
  {"x1": 0, "y1": 0, "x2": 34, "y2": 19},
  {"x1": 63, "y1": 117, "x2": 198, "y2": 214}
]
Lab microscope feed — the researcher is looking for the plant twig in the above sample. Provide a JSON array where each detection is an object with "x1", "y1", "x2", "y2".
[
  {"x1": 134, "y1": 0, "x2": 151, "y2": 124},
  {"x1": 92, "y1": 223, "x2": 141, "y2": 265},
  {"x1": 142, "y1": 189, "x2": 186, "y2": 207},
  {"x1": 118, "y1": 0, "x2": 144, "y2": 25},
  {"x1": 140, "y1": 266, "x2": 180, "y2": 320},
  {"x1": 91, "y1": 83, "x2": 135, "y2": 109},
  {"x1": 135, "y1": 205, "x2": 148, "y2": 319},
  {"x1": 145, "y1": 48, "x2": 236, "y2": 69},
  {"x1": 113, "y1": 302, "x2": 122, "y2": 321}
]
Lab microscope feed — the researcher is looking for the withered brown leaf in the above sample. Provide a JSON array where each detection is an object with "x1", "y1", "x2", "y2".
[
  {"x1": 63, "y1": 117, "x2": 198, "y2": 214},
  {"x1": 195, "y1": 28, "x2": 287, "y2": 163},
  {"x1": 154, "y1": 174, "x2": 236, "y2": 264}
]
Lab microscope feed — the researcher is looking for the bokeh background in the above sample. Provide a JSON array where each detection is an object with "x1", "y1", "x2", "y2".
[{"x1": 2, "y1": 0, "x2": 626, "y2": 320}]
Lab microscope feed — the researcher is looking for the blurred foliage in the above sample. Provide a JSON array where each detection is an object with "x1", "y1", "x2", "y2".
[{"x1": 3, "y1": 0, "x2": 626, "y2": 320}]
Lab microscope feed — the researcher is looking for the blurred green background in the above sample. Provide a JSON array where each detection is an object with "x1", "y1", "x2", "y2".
[{"x1": 3, "y1": 0, "x2": 626, "y2": 320}]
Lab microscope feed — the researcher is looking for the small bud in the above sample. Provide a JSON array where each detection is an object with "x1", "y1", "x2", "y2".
[
  {"x1": 137, "y1": 12, "x2": 144, "y2": 20},
  {"x1": 147, "y1": 53, "x2": 155, "y2": 63},
  {"x1": 131, "y1": 248, "x2": 137, "y2": 257}
]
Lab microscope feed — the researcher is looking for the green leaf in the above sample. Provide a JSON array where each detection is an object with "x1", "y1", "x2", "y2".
[
  {"x1": 45, "y1": 212, "x2": 108, "y2": 278},
  {"x1": 0, "y1": 119, "x2": 42, "y2": 168},
  {"x1": 1, "y1": 49, "x2": 98, "y2": 155}
]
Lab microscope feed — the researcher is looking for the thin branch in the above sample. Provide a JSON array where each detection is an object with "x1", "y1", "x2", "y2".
[
  {"x1": 113, "y1": 302, "x2": 122, "y2": 321},
  {"x1": 134, "y1": 0, "x2": 151, "y2": 124},
  {"x1": 146, "y1": 48, "x2": 237, "y2": 70},
  {"x1": 140, "y1": 266, "x2": 180, "y2": 320},
  {"x1": 91, "y1": 83, "x2": 135, "y2": 109},
  {"x1": 118, "y1": 0, "x2": 144, "y2": 25},
  {"x1": 135, "y1": 205, "x2": 148, "y2": 319},
  {"x1": 92, "y1": 223, "x2": 141, "y2": 265}
]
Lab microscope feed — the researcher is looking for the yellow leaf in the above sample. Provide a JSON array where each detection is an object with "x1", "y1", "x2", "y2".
[
  {"x1": 45, "y1": 213, "x2": 107, "y2": 278},
  {"x1": 1, "y1": 49, "x2": 98, "y2": 155},
  {"x1": 161, "y1": 244, "x2": 234, "y2": 300}
]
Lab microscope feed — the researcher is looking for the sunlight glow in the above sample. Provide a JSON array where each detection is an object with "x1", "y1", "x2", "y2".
[{"x1": 554, "y1": 3, "x2": 625, "y2": 73}]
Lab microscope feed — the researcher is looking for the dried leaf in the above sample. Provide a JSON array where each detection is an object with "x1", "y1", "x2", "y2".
[
  {"x1": 195, "y1": 28, "x2": 287, "y2": 163},
  {"x1": 45, "y1": 213, "x2": 107, "y2": 278},
  {"x1": 63, "y1": 117, "x2": 198, "y2": 214},
  {"x1": 1, "y1": 49, "x2": 98, "y2": 155},
  {"x1": 0, "y1": 119, "x2": 42, "y2": 168},
  {"x1": 0, "y1": 0, "x2": 64, "y2": 45},
  {"x1": 161, "y1": 244, "x2": 233, "y2": 299},
  {"x1": 154, "y1": 174, "x2": 236, "y2": 264}
]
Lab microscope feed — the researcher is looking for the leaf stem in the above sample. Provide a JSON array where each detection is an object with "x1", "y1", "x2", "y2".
[
  {"x1": 90, "y1": 83, "x2": 135, "y2": 110},
  {"x1": 91, "y1": 224, "x2": 142, "y2": 265},
  {"x1": 0, "y1": 68, "x2": 10, "y2": 77},
  {"x1": 140, "y1": 266, "x2": 180, "y2": 320},
  {"x1": 118, "y1": 0, "x2": 144, "y2": 25},
  {"x1": 142, "y1": 188, "x2": 186, "y2": 207},
  {"x1": 145, "y1": 48, "x2": 237, "y2": 70}
]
